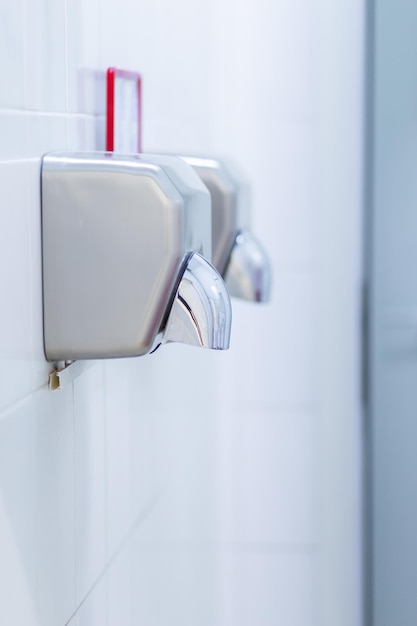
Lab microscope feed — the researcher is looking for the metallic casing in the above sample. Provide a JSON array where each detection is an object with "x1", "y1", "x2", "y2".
[
  {"x1": 41, "y1": 152, "x2": 219, "y2": 360},
  {"x1": 182, "y1": 157, "x2": 249, "y2": 275},
  {"x1": 182, "y1": 156, "x2": 271, "y2": 303}
]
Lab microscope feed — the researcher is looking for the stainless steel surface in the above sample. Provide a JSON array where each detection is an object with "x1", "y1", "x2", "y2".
[
  {"x1": 163, "y1": 253, "x2": 232, "y2": 350},
  {"x1": 182, "y1": 157, "x2": 243, "y2": 275},
  {"x1": 181, "y1": 156, "x2": 271, "y2": 303},
  {"x1": 41, "y1": 151, "x2": 228, "y2": 361},
  {"x1": 225, "y1": 229, "x2": 271, "y2": 303}
]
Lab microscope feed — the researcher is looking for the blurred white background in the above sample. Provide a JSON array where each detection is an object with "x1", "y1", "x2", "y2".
[{"x1": 0, "y1": 0, "x2": 364, "y2": 624}]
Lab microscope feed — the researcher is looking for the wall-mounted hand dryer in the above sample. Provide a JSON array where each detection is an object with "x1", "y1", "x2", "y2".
[
  {"x1": 41, "y1": 152, "x2": 232, "y2": 361},
  {"x1": 181, "y1": 157, "x2": 271, "y2": 303}
]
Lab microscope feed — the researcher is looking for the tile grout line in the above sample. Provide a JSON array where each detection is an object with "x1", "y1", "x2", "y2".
[
  {"x1": 126, "y1": 539, "x2": 319, "y2": 555},
  {"x1": 72, "y1": 380, "x2": 79, "y2": 621},
  {"x1": 103, "y1": 363, "x2": 109, "y2": 626},
  {"x1": 215, "y1": 540, "x2": 320, "y2": 555},
  {"x1": 64, "y1": 489, "x2": 164, "y2": 626},
  {"x1": 64, "y1": 0, "x2": 70, "y2": 118},
  {"x1": 0, "y1": 107, "x2": 105, "y2": 119},
  {"x1": 0, "y1": 380, "x2": 50, "y2": 421}
]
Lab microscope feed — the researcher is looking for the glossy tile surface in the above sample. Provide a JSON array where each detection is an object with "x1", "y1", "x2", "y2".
[
  {"x1": 130, "y1": 537, "x2": 217, "y2": 626},
  {"x1": 0, "y1": 396, "x2": 37, "y2": 625},
  {"x1": 215, "y1": 410, "x2": 316, "y2": 544},
  {"x1": 74, "y1": 364, "x2": 106, "y2": 605},
  {"x1": 0, "y1": 0, "x2": 25, "y2": 109},
  {"x1": 0, "y1": 385, "x2": 77, "y2": 626},
  {"x1": 217, "y1": 551, "x2": 316, "y2": 626},
  {"x1": 34, "y1": 385, "x2": 77, "y2": 625},
  {"x1": 66, "y1": 0, "x2": 101, "y2": 114},
  {"x1": 0, "y1": 114, "x2": 50, "y2": 412},
  {"x1": 216, "y1": 274, "x2": 316, "y2": 414},
  {"x1": 24, "y1": 0, "x2": 67, "y2": 112}
]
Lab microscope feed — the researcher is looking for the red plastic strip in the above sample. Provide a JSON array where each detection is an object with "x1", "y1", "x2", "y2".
[
  {"x1": 106, "y1": 67, "x2": 142, "y2": 153},
  {"x1": 106, "y1": 67, "x2": 116, "y2": 151},
  {"x1": 137, "y1": 76, "x2": 142, "y2": 153}
]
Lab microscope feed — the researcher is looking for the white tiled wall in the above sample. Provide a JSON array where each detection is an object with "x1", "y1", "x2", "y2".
[{"x1": 0, "y1": 0, "x2": 363, "y2": 625}]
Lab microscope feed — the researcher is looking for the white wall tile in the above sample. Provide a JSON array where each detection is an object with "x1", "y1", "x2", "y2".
[
  {"x1": 0, "y1": 111, "x2": 27, "y2": 159},
  {"x1": 217, "y1": 551, "x2": 316, "y2": 626},
  {"x1": 211, "y1": 0, "x2": 316, "y2": 124},
  {"x1": 24, "y1": 0, "x2": 67, "y2": 112},
  {"x1": 68, "y1": 523, "x2": 132, "y2": 626},
  {"x1": 215, "y1": 411, "x2": 316, "y2": 545},
  {"x1": 238, "y1": 124, "x2": 317, "y2": 267},
  {"x1": 25, "y1": 112, "x2": 68, "y2": 156},
  {"x1": 0, "y1": 114, "x2": 50, "y2": 412},
  {"x1": 216, "y1": 274, "x2": 316, "y2": 416},
  {"x1": 95, "y1": 115, "x2": 106, "y2": 151},
  {"x1": 123, "y1": 358, "x2": 167, "y2": 525},
  {"x1": 66, "y1": 0, "x2": 101, "y2": 114},
  {"x1": 0, "y1": 158, "x2": 39, "y2": 412},
  {"x1": 66, "y1": 114, "x2": 103, "y2": 151},
  {"x1": 130, "y1": 538, "x2": 217, "y2": 626},
  {"x1": 0, "y1": 397, "x2": 37, "y2": 626},
  {"x1": 107, "y1": 547, "x2": 132, "y2": 626},
  {"x1": 0, "y1": 384, "x2": 77, "y2": 626},
  {"x1": 0, "y1": 0, "x2": 25, "y2": 109},
  {"x1": 74, "y1": 363, "x2": 106, "y2": 605},
  {"x1": 104, "y1": 360, "x2": 134, "y2": 558},
  {"x1": 100, "y1": 0, "x2": 214, "y2": 153},
  {"x1": 126, "y1": 346, "x2": 218, "y2": 542},
  {"x1": 100, "y1": 346, "x2": 219, "y2": 550},
  {"x1": 75, "y1": 574, "x2": 107, "y2": 626},
  {"x1": 34, "y1": 384, "x2": 76, "y2": 625}
]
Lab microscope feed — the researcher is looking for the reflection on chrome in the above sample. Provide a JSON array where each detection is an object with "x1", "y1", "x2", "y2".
[
  {"x1": 163, "y1": 253, "x2": 232, "y2": 350},
  {"x1": 224, "y1": 229, "x2": 271, "y2": 303}
]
